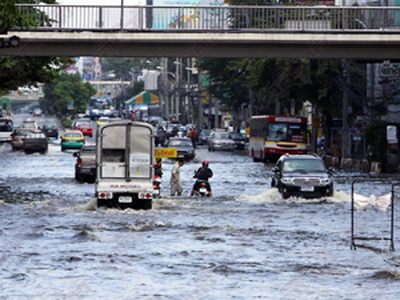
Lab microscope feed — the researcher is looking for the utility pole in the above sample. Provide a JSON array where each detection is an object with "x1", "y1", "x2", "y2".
[
  {"x1": 341, "y1": 59, "x2": 351, "y2": 159},
  {"x1": 160, "y1": 57, "x2": 169, "y2": 120},
  {"x1": 197, "y1": 72, "x2": 203, "y2": 130}
]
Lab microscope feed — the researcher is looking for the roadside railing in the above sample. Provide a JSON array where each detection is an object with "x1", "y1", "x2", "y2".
[{"x1": 12, "y1": 5, "x2": 400, "y2": 32}]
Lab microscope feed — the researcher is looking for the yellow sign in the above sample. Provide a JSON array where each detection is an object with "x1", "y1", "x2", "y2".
[{"x1": 155, "y1": 148, "x2": 177, "y2": 158}]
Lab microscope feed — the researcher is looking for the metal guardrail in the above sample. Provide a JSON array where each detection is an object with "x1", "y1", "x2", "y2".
[{"x1": 12, "y1": 5, "x2": 400, "y2": 32}]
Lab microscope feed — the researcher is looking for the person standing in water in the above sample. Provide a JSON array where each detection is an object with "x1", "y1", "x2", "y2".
[{"x1": 170, "y1": 159, "x2": 185, "y2": 196}]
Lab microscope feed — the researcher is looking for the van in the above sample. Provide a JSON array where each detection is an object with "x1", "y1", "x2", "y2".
[{"x1": 96, "y1": 120, "x2": 154, "y2": 209}]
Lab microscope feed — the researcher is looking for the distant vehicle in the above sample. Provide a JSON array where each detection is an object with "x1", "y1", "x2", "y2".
[
  {"x1": 41, "y1": 124, "x2": 58, "y2": 139},
  {"x1": 165, "y1": 137, "x2": 195, "y2": 160},
  {"x1": 88, "y1": 97, "x2": 115, "y2": 120},
  {"x1": 229, "y1": 132, "x2": 247, "y2": 150},
  {"x1": 11, "y1": 128, "x2": 35, "y2": 150},
  {"x1": 271, "y1": 154, "x2": 334, "y2": 199},
  {"x1": 198, "y1": 129, "x2": 212, "y2": 145},
  {"x1": 73, "y1": 144, "x2": 96, "y2": 183},
  {"x1": 208, "y1": 131, "x2": 236, "y2": 151},
  {"x1": 20, "y1": 119, "x2": 38, "y2": 130},
  {"x1": 154, "y1": 124, "x2": 166, "y2": 147},
  {"x1": 76, "y1": 122, "x2": 93, "y2": 137},
  {"x1": 165, "y1": 123, "x2": 183, "y2": 139},
  {"x1": 32, "y1": 108, "x2": 43, "y2": 117},
  {"x1": 96, "y1": 117, "x2": 110, "y2": 126},
  {"x1": 23, "y1": 130, "x2": 48, "y2": 154},
  {"x1": 71, "y1": 118, "x2": 91, "y2": 130},
  {"x1": 61, "y1": 130, "x2": 85, "y2": 151},
  {"x1": 249, "y1": 115, "x2": 308, "y2": 162},
  {"x1": 96, "y1": 120, "x2": 154, "y2": 210},
  {"x1": 0, "y1": 117, "x2": 13, "y2": 143}
]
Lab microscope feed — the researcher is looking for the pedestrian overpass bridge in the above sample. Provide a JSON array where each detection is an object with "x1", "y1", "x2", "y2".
[{"x1": 2, "y1": 4, "x2": 400, "y2": 59}]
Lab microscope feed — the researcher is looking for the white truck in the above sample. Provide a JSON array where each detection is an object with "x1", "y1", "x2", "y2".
[{"x1": 96, "y1": 120, "x2": 154, "y2": 209}]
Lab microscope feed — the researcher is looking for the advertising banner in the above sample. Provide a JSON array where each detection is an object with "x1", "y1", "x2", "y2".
[{"x1": 152, "y1": 0, "x2": 226, "y2": 29}]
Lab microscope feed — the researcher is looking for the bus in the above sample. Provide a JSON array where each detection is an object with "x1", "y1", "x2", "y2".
[
  {"x1": 249, "y1": 115, "x2": 308, "y2": 162},
  {"x1": 87, "y1": 97, "x2": 116, "y2": 120}
]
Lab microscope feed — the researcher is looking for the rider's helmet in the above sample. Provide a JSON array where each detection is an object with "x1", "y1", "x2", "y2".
[{"x1": 203, "y1": 160, "x2": 209, "y2": 167}]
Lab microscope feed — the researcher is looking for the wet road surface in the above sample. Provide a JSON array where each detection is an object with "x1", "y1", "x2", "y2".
[{"x1": 1, "y1": 114, "x2": 400, "y2": 299}]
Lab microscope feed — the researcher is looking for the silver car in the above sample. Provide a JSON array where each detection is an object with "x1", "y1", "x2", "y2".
[{"x1": 208, "y1": 131, "x2": 236, "y2": 151}]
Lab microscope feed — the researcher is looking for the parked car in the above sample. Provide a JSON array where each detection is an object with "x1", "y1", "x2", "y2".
[
  {"x1": 73, "y1": 144, "x2": 96, "y2": 182},
  {"x1": 11, "y1": 128, "x2": 35, "y2": 150},
  {"x1": 271, "y1": 154, "x2": 334, "y2": 199},
  {"x1": 61, "y1": 130, "x2": 85, "y2": 151},
  {"x1": 208, "y1": 131, "x2": 236, "y2": 151},
  {"x1": 198, "y1": 129, "x2": 212, "y2": 145},
  {"x1": 22, "y1": 130, "x2": 48, "y2": 154},
  {"x1": 41, "y1": 124, "x2": 58, "y2": 139},
  {"x1": 229, "y1": 132, "x2": 247, "y2": 150},
  {"x1": 76, "y1": 122, "x2": 93, "y2": 137},
  {"x1": 166, "y1": 137, "x2": 195, "y2": 160}
]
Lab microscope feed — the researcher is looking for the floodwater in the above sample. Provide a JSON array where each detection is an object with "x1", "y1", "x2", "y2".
[{"x1": 1, "y1": 115, "x2": 400, "y2": 299}]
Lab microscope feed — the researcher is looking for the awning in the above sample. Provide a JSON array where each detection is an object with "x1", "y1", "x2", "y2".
[{"x1": 125, "y1": 91, "x2": 160, "y2": 105}]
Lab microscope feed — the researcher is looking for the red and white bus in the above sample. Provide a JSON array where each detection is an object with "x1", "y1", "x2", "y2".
[{"x1": 249, "y1": 115, "x2": 308, "y2": 162}]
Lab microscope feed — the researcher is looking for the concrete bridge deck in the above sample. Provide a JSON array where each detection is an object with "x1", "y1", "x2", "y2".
[{"x1": 2, "y1": 31, "x2": 400, "y2": 59}]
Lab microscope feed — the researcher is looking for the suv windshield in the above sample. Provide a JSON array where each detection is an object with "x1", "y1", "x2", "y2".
[{"x1": 282, "y1": 159, "x2": 326, "y2": 172}]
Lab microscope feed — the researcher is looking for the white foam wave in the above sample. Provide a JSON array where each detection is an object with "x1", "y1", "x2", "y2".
[
  {"x1": 353, "y1": 192, "x2": 391, "y2": 211},
  {"x1": 237, "y1": 188, "x2": 350, "y2": 204},
  {"x1": 237, "y1": 188, "x2": 391, "y2": 210}
]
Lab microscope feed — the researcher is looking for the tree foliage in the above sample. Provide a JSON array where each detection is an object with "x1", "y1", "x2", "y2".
[
  {"x1": 40, "y1": 72, "x2": 96, "y2": 118},
  {"x1": 0, "y1": 0, "x2": 70, "y2": 95},
  {"x1": 198, "y1": 57, "x2": 344, "y2": 116}
]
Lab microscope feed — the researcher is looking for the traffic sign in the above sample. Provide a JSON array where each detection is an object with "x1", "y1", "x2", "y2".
[{"x1": 155, "y1": 148, "x2": 177, "y2": 158}]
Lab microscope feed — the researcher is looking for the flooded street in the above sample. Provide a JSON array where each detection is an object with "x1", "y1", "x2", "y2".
[{"x1": 1, "y1": 115, "x2": 400, "y2": 299}]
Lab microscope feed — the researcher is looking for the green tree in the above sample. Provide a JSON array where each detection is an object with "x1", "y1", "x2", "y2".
[
  {"x1": 365, "y1": 120, "x2": 387, "y2": 168},
  {"x1": 0, "y1": 0, "x2": 69, "y2": 95},
  {"x1": 40, "y1": 72, "x2": 96, "y2": 119}
]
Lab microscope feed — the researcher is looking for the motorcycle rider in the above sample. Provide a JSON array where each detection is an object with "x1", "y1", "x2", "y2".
[{"x1": 190, "y1": 160, "x2": 213, "y2": 197}]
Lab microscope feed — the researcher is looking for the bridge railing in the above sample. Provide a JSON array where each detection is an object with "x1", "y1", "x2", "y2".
[{"x1": 13, "y1": 5, "x2": 400, "y2": 32}]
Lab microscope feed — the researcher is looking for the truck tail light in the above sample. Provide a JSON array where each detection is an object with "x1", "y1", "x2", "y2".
[
  {"x1": 139, "y1": 192, "x2": 152, "y2": 199},
  {"x1": 98, "y1": 192, "x2": 112, "y2": 199},
  {"x1": 77, "y1": 158, "x2": 82, "y2": 167}
]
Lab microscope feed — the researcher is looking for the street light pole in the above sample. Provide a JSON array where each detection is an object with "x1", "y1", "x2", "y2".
[{"x1": 159, "y1": 58, "x2": 169, "y2": 120}]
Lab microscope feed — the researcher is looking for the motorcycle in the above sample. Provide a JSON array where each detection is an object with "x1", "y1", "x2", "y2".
[
  {"x1": 153, "y1": 175, "x2": 162, "y2": 198},
  {"x1": 193, "y1": 179, "x2": 211, "y2": 197}
]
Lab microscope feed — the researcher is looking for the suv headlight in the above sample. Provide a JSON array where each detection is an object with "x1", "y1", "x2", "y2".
[
  {"x1": 281, "y1": 178, "x2": 292, "y2": 184},
  {"x1": 321, "y1": 178, "x2": 332, "y2": 185}
]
